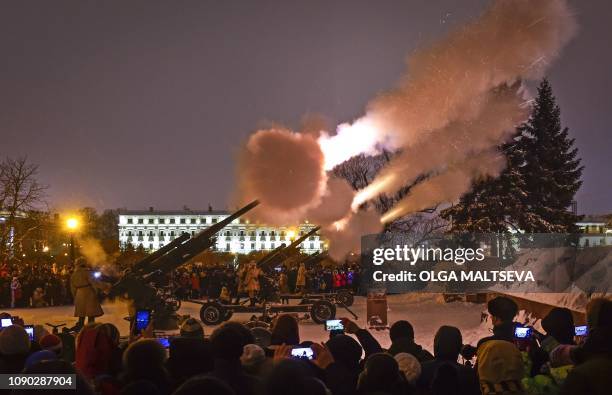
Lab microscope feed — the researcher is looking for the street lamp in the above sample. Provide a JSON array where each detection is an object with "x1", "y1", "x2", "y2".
[{"x1": 66, "y1": 217, "x2": 79, "y2": 264}]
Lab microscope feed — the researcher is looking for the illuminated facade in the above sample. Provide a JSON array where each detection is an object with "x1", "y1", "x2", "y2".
[{"x1": 117, "y1": 208, "x2": 322, "y2": 254}]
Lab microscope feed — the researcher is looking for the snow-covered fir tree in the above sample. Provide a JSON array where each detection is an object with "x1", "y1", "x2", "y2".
[
  {"x1": 443, "y1": 79, "x2": 582, "y2": 233},
  {"x1": 518, "y1": 79, "x2": 583, "y2": 232}
]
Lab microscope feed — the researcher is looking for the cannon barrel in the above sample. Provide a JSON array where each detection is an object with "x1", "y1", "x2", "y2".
[
  {"x1": 259, "y1": 226, "x2": 320, "y2": 272},
  {"x1": 145, "y1": 200, "x2": 260, "y2": 275},
  {"x1": 132, "y1": 232, "x2": 190, "y2": 274},
  {"x1": 110, "y1": 200, "x2": 259, "y2": 295},
  {"x1": 300, "y1": 251, "x2": 328, "y2": 268},
  {"x1": 256, "y1": 243, "x2": 286, "y2": 267}
]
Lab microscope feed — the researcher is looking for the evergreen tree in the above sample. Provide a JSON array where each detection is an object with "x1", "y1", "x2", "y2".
[
  {"x1": 519, "y1": 79, "x2": 583, "y2": 232},
  {"x1": 442, "y1": 79, "x2": 582, "y2": 234},
  {"x1": 441, "y1": 128, "x2": 537, "y2": 232}
]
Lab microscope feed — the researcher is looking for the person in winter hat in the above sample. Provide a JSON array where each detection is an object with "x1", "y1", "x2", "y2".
[
  {"x1": 357, "y1": 353, "x2": 408, "y2": 395},
  {"x1": 0, "y1": 324, "x2": 31, "y2": 373},
  {"x1": 541, "y1": 307, "x2": 575, "y2": 353},
  {"x1": 478, "y1": 296, "x2": 519, "y2": 348},
  {"x1": 417, "y1": 325, "x2": 480, "y2": 395},
  {"x1": 0, "y1": 324, "x2": 31, "y2": 355},
  {"x1": 240, "y1": 344, "x2": 267, "y2": 375},
  {"x1": 394, "y1": 352, "x2": 421, "y2": 384},
  {"x1": 180, "y1": 318, "x2": 204, "y2": 339},
  {"x1": 387, "y1": 320, "x2": 433, "y2": 362},
  {"x1": 477, "y1": 340, "x2": 525, "y2": 394},
  {"x1": 39, "y1": 333, "x2": 63, "y2": 355}
]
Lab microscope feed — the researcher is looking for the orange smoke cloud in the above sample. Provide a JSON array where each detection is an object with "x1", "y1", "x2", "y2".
[{"x1": 236, "y1": 128, "x2": 327, "y2": 224}]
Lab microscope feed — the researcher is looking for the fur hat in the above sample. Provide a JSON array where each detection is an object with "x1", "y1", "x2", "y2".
[
  {"x1": 240, "y1": 344, "x2": 266, "y2": 367},
  {"x1": 180, "y1": 318, "x2": 204, "y2": 339},
  {"x1": 39, "y1": 334, "x2": 63, "y2": 353},
  {"x1": 0, "y1": 325, "x2": 31, "y2": 355},
  {"x1": 394, "y1": 352, "x2": 421, "y2": 383}
]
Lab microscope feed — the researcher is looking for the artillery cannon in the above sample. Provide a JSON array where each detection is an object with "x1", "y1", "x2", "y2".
[
  {"x1": 194, "y1": 226, "x2": 350, "y2": 325},
  {"x1": 108, "y1": 200, "x2": 259, "y2": 329},
  {"x1": 257, "y1": 226, "x2": 321, "y2": 273}
]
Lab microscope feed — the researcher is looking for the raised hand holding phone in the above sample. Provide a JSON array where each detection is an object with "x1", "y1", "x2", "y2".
[{"x1": 311, "y1": 342, "x2": 334, "y2": 370}]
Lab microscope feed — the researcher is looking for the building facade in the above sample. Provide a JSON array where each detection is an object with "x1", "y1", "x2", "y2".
[{"x1": 117, "y1": 208, "x2": 323, "y2": 254}]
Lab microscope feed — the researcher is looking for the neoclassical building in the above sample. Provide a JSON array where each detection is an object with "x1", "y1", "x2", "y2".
[{"x1": 117, "y1": 207, "x2": 323, "y2": 254}]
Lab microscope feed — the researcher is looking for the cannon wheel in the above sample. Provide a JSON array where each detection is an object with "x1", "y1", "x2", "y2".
[
  {"x1": 336, "y1": 290, "x2": 354, "y2": 307},
  {"x1": 310, "y1": 300, "x2": 336, "y2": 324},
  {"x1": 200, "y1": 302, "x2": 226, "y2": 326}
]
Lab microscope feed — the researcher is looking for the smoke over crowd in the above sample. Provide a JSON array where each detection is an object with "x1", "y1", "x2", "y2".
[{"x1": 235, "y1": 0, "x2": 576, "y2": 259}]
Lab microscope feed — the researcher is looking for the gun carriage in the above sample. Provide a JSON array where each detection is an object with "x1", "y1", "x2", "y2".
[{"x1": 108, "y1": 200, "x2": 260, "y2": 329}]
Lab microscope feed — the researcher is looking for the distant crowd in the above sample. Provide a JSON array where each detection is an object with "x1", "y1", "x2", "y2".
[
  {"x1": 172, "y1": 263, "x2": 362, "y2": 301},
  {"x1": 0, "y1": 259, "x2": 362, "y2": 309},
  {"x1": 1, "y1": 295, "x2": 611, "y2": 395},
  {"x1": 0, "y1": 261, "x2": 75, "y2": 309}
]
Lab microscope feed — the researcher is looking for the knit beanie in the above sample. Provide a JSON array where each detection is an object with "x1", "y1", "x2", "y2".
[
  {"x1": 0, "y1": 325, "x2": 31, "y2": 355},
  {"x1": 39, "y1": 334, "x2": 63, "y2": 354}
]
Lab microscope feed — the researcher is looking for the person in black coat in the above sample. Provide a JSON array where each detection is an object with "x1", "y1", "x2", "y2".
[
  {"x1": 477, "y1": 296, "x2": 519, "y2": 348},
  {"x1": 417, "y1": 326, "x2": 480, "y2": 395},
  {"x1": 207, "y1": 322, "x2": 262, "y2": 395}
]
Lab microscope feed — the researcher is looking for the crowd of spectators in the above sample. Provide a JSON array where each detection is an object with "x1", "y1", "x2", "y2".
[
  {"x1": 0, "y1": 261, "x2": 74, "y2": 309},
  {"x1": 0, "y1": 259, "x2": 361, "y2": 309},
  {"x1": 171, "y1": 264, "x2": 361, "y2": 301},
  {"x1": 1, "y1": 295, "x2": 610, "y2": 394}
]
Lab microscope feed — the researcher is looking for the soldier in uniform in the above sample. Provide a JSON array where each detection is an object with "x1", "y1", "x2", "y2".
[
  {"x1": 243, "y1": 260, "x2": 262, "y2": 306},
  {"x1": 296, "y1": 262, "x2": 307, "y2": 294},
  {"x1": 70, "y1": 258, "x2": 103, "y2": 329}
]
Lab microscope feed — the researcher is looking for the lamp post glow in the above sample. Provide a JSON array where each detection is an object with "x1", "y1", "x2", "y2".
[
  {"x1": 66, "y1": 218, "x2": 78, "y2": 231},
  {"x1": 66, "y1": 217, "x2": 79, "y2": 264}
]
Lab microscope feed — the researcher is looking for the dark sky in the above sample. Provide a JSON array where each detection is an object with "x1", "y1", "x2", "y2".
[{"x1": 2, "y1": 0, "x2": 610, "y2": 214}]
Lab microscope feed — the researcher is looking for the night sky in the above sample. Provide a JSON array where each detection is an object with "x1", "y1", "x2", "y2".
[{"x1": 2, "y1": 0, "x2": 610, "y2": 214}]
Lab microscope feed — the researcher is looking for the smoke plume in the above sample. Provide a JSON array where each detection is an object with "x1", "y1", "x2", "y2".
[
  {"x1": 80, "y1": 237, "x2": 108, "y2": 267},
  {"x1": 236, "y1": 128, "x2": 327, "y2": 224},
  {"x1": 234, "y1": 0, "x2": 576, "y2": 258}
]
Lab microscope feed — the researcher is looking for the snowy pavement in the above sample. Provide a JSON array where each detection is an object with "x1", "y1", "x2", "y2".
[{"x1": 4, "y1": 294, "x2": 491, "y2": 353}]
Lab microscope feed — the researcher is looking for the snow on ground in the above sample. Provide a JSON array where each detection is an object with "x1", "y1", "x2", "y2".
[{"x1": 3, "y1": 294, "x2": 491, "y2": 353}]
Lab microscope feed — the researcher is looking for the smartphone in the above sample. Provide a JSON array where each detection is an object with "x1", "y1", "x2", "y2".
[
  {"x1": 24, "y1": 325, "x2": 35, "y2": 341},
  {"x1": 134, "y1": 309, "x2": 151, "y2": 334},
  {"x1": 514, "y1": 326, "x2": 532, "y2": 339},
  {"x1": 574, "y1": 325, "x2": 588, "y2": 336},
  {"x1": 325, "y1": 319, "x2": 344, "y2": 332},
  {"x1": 157, "y1": 337, "x2": 171, "y2": 348},
  {"x1": 291, "y1": 347, "x2": 314, "y2": 360},
  {"x1": 1, "y1": 318, "x2": 12, "y2": 328}
]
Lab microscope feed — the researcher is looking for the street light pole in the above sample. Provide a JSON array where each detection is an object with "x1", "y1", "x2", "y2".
[
  {"x1": 70, "y1": 232, "x2": 75, "y2": 264},
  {"x1": 66, "y1": 217, "x2": 79, "y2": 264}
]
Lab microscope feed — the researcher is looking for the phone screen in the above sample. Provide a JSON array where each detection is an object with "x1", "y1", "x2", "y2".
[
  {"x1": 575, "y1": 325, "x2": 588, "y2": 336},
  {"x1": 325, "y1": 320, "x2": 344, "y2": 331},
  {"x1": 135, "y1": 310, "x2": 151, "y2": 333},
  {"x1": 24, "y1": 325, "x2": 34, "y2": 341},
  {"x1": 157, "y1": 337, "x2": 170, "y2": 348},
  {"x1": 1, "y1": 318, "x2": 12, "y2": 328},
  {"x1": 291, "y1": 347, "x2": 314, "y2": 360},
  {"x1": 514, "y1": 326, "x2": 532, "y2": 339}
]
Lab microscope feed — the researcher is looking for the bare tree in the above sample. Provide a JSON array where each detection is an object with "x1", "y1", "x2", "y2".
[
  {"x1": 0, "y1": 157, "x2": 48, "y2": 260},
  {"x1": 332, "y1": 151, "x2": 448, "y2": 238}
]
